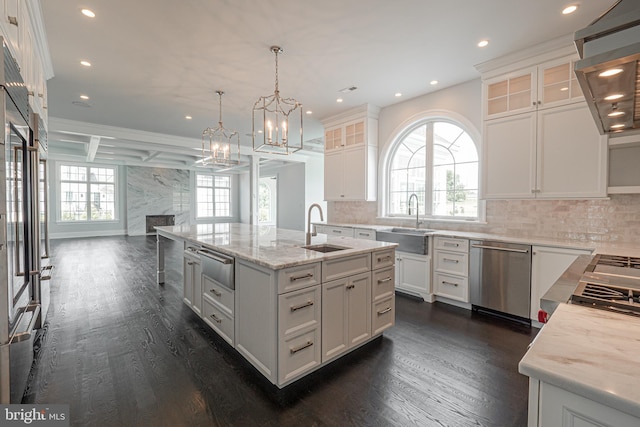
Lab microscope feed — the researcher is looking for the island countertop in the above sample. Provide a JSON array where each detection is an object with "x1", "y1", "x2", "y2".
[{"x1": 155, "y1": 223, "x2": 397, "y2": 270}]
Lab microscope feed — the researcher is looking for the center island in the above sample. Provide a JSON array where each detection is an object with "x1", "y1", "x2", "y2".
[{"x1": 155, "y1": 223, "x2": 397, "y2": 388}]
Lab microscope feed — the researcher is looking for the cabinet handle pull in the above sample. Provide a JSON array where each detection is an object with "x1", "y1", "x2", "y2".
[
  {"x1": 359, "y1": 233, "x2": 370, "y2": 237},
  {"x1": 290, "y1": 340, "x2": 313, "y2": 354},
  {"x1": 290, "y1": 300, "x2": 313, "y2": 312},
  {"x1": 290, "y1": 273, "x2": 313, "y2": 282},
  {"x1": 442, "y1": 281, "x2": 458, "y2": 287},
  {"x1": 210, "y1": 313, "x2": 222, "y2": 324},
  {"x1": 346, "y1": 284, "x2": 355, "y2": 290},
  {"x1": 332, "y1": 230, "x2": 342, "y2": 234},
  {"x1": 8, "y1": 16, "x2": 18, "y2": 26},
  {"x1": 443, "y1": 258, "x2": 459, "y2": 263},
  {"x1": 443, "y1": 242, "x2": 459, "y2": 247},
  {"x1": 187, "y1": 261, "x2": 194, "y2": 266},
  {"x1": 378, "y1": 277, "x2": 392, "y2": 283},
  {"x1": 377, "y1": 307, "x2": 392, "y2": 315},
  {"x1": 377, "y1": 255, "x2": 391, "y2": 262},
  {"x1": 209, "y1": 289, "x2": 222, "y2": 297}
]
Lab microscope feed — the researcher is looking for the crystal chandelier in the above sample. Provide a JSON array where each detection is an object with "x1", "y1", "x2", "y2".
[
  {"x1": 252, "y1": 46, "x2": 303, "y2": 155},
  {"x1": 200, "y1": 90, "x2": 240, "y2": 166}
]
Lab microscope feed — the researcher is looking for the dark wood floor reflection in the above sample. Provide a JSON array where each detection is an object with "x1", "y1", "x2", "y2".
[{"x1": 24, "y1": 236, "x2": 536, "y2": 427}]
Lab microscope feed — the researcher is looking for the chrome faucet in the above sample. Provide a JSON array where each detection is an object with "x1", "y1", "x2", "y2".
[
  {"x1": 408, "y1": 193, "x2": 419, "y2": 229},
  {"x1": 306, "y1": 203, "x2": 324, "y2": 245}
]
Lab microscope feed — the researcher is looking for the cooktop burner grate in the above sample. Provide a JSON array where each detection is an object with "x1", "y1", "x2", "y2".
[{"x1": 595, "y1": 254, "x2": 640, "y2": 269}]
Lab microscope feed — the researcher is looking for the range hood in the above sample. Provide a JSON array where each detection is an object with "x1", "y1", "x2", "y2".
[{"x1": 574, "y1": 0, "x2": 640, "y2": 137}]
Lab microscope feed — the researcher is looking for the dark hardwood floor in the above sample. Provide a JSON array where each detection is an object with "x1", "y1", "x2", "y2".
[{"x1": 24, "y1": 236, "x2": 537, "y2": 427}]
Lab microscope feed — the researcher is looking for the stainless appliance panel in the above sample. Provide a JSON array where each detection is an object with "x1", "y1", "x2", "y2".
[
  {"x1": 470, "y1": 240, "x2": 532, "y2": 320},
  {"x1": 198, "y1": 248, "x2": 235, "y2": 290}
]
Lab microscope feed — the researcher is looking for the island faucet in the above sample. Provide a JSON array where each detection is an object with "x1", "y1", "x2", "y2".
[
  {"x1": 306, "y1": 203, "x2": 324, "y2": 245},
  {"x1": 408, "y1": 193, "x2": 419, "y2": 229}
]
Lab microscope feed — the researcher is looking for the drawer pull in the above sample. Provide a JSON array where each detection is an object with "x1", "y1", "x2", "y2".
[
  {"x1": 377, "y1": 277, "x2": 392, "y2": 283},
  {"x1": 290, "y1": 300, "x2": 314, "y2": 312},
  {"x1": 358, "y1": 233, "x2": 370, "y2": 237},
  {"x1": 444, "y1": 242, "x2": 460, "y2": 247},
  {"x1": 442, "y1": 281, "x2": 458, "y2": 287},
  {"x1": 346, "y1": 284, "x2": 355, "y2": 290},
  {"x1": 332, "y1": 230, "x2": 342, "y2": 234},
  {"x1": 210, "y1": 313, "x2": 222, "y2": 324},
  {"x1": 187, "y1": 261, "x2": 194, "y2": 266},
  {"x1": 377, "y1": 255, "x2": 391, "y2": 262},
  {"x1": 377, "y1": 307, "x2": 392, "y2": 315},
  {"x1": 443, "y1": 258, "x2": 459, "y2": 263},
  {"x1": 290, "y1": 340, "x2": 313, "y2": 354},
  {"x1": 209, "y1": 289, "x2": 222, "y2": 297},
  {"x1": 290, "y1": 273, "x2": 313, "y2": 282}
]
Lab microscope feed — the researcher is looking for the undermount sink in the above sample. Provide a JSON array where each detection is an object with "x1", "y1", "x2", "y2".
[
  {"x1": 302, "y1": 243, "x2": 350, "y2": 253},
  {"x1": 376, "y1": 228, "x2": 434, "y2": 255}
]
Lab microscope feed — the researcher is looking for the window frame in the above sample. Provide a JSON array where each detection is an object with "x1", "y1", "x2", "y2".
[
  {"x1": 56, "y1": 162, "x2": 119, "y2": 223},
  {"x1": 381, "y1": 112, "x2": 484, "y2": 223},
  {"x1": 194, "y1": 172, "x2": 233, "y2": 220}
]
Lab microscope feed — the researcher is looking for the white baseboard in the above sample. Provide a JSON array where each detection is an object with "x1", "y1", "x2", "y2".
[{"x1": 50, "y1": 229, "x2": 127, "y2": 239}]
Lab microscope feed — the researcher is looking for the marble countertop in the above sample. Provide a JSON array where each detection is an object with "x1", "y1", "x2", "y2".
[
  {"x1": 155, "y1": 223, "x2": 397, "y2": 270},
  {"x1": 519, "y1": 303, "x2": 640, "y2": 418}
]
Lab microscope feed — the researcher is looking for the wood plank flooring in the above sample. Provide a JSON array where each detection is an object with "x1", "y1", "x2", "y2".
[{"x1": 24, "y1": 236, "x2": 537, "y2": 426}]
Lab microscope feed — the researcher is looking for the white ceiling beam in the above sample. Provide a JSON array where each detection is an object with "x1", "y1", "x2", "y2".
[
  {"x1": 86, "y1": 136, "x2": 101, "y2": 162},
  {"x1": 143, "y1": 151, "x2": 162, "y2": 162}
]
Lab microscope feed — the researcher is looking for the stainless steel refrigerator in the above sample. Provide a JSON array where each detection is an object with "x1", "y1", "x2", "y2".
[{"x1": 0, "y1": 40, "x2": 50, "y2": 404}]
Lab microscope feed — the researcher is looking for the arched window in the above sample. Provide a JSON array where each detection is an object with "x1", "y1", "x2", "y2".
[{"x1": 387, "y1": 119, "x2": 479, "y2": 220}]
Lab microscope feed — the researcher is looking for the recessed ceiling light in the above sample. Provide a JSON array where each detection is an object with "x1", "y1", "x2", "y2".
[
  {"x1": 430, "y1": 80, "x2": 438, "y2": 86},
  {"x1": 80, "y1": 60, "x2": 91, "y2": 67},
  {"x1": 477, "y1": 40, "x2": 489, "y2": 48},
  {"x1": 611, "y1": 124, "x2": 625, "y2": 129},
  {"x1": 336, "y1": 98, "x2": 343, "y2": 103},
  {"x1": 395, "y1": 92, "x2": 402, "y2": 97},
  {"x1": 599, "y1": 68, "x2": 623, "y2": 77},
  {"x1": 80, "y1": 94, "x2": 89, "y2": 100},
  {"x1": 608, "y1": 111, "x2": 625, "y2": 117},
  {"x1": 306, "y1": 110, "x2": 313, "y2": 115},
  {"x1": 604, "y1": 93, "x2": 624, "y2": 101},
  {"x1": 81, "y1": 9, "x2": 96, "y2": 18},
  {"x1": 185, "y1": 115, "x2": 192, "y2": 120},
  {"x1": 562, "y1": 5, "x2": 578, "y2": 15}
]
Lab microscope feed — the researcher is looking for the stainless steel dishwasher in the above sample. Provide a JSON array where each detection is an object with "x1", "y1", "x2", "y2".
[{"x1": 469, "y1": 240, "x2": 532, "y2": 321}]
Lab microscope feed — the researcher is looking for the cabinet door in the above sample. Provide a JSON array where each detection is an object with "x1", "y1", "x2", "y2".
[
  {"x1": 346, "y1": 272, "x2": 371, "y2": 348},
  {"x1": 396, "y1": 253, "x2": 430, "y2": 299},
  {"x1": 484, "y1": 68, "x2": 536, "y2": 119},
  {"x1": 325, "y1": 127, "x2": 343, "y2": 151},
  {"x1": 324, "y1": 151, "x2": 343, "y2": 200},
  {"x1": 344, "y1": 120, "x2": 365, "y2": 148},
  {"x1": 538, "y1": 58, "x2": 583, "y2": 109},
  {"x1": 322, "y1": 278, "x2": 348, "y2": 361},
  {"x1": 536, "y1": 103, "x2": 607, "y2": 198},
  {"x1": 342, "y1": 146, "x2": 366, "y2": 200},
  {"x1": 183, "y1": 257, "x2": 194, "y2": 306},
  {"x1": 193, "y1": 260, "x2": 202, "y2": 315},
  {"x1": 482, "y1": 113, "x2": 537, "y2": 199},
  {"x1": 530, "y1": 246, "x2": 591, "y2": 320}
]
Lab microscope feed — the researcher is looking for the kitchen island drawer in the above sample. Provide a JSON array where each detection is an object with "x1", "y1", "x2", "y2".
[
  {"x1": 434, "y1": 251, "x2": 468, "y2": 276},
  {"x1": 278, "y1": 285, "x2": 321, "y2": 337},
  {"x1": 372, "y1": 295, "x2": 395, "y2": 335},
  {"x1": 278, "y1": 327, "x2": 321, "y2": 385},
  {"x1": 434, "y1": 237, "x2": 469, "y2": 253},
  {"x1": 372, "y1": 248, "x2": 395, "y2": 270},
  {"x1": 434, "y1": 272, "x2": 469, "y2": 302},
  {"x1": 203, "y1": 274, "x2": 234, "y2": 315},
  {"x1": 322, "y1": 253, "x2": 371, "y2": 282},
  {"x1": 277, "y1": 262, "x2": 321, "y2": 294},
  {"x1": 203, "y1": 298, "x2": 234, "y2": 346},
  {"x1": 372, "y1": 267, "x2": 394, "y2": 301}
]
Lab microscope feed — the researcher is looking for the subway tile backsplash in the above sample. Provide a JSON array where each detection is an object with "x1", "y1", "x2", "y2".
[{"x1": 328, "y1": 195, "x2": 640, "y2": 245}]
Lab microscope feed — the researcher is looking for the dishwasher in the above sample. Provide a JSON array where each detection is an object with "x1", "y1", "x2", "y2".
[{"x1": 469, "y1": 240, "x2": 532, "y2": 322}]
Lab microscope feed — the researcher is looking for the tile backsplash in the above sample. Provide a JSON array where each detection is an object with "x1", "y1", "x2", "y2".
[{"x1": 328, "y1": 195, "x2": 640, "y2": 245}]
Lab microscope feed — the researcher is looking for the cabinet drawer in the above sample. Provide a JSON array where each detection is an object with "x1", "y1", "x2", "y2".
[
  {"x1": 372, "y1": 267, "x2": 394, "y2": 301},
  {"x1": 434, "y1": 237, "x2": 469, "y2": 253},
  {"x1": 203, "y1": 298, "x2": 234, "y2": 346},
  {"x1": 278, "y1": 285, "x2": 321, "y2": 337},
  {"x1": 322, "y1": 253, "x2": 371, "y2": 282},
  {"x1": 202, "y1": 274, "x2": 234, "y2": 315},
  {"x1": 324, "y1": 226, "x2": 354, "y2": 237},
  {"x1": 433, "y1": 272, "x2": 469, "y2": 302},
  {"x1": 278, "y1": 327, "x2": 321, "y2": 385},
  {"x1": 354, "y1": 228, "x2": 376, "y2": 240},
  {"x1": 372, "y1": 295, "x2": 395, "y2": 335},
  {"x1": 434, "y1": 251, "x2": 468, "y2": 276},
  {"x1": 372, "y1": 248, "x2": 394, "y2": 270},
  {"x1": 277, "y1": 262, "x2": 321, "y2": 294}
]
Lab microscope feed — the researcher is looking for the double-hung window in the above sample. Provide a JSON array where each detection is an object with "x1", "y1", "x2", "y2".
[
  {"x1": 59, "y1": 164, "x2": 117, "y2": 221},
  {"x1": 387, "y1": 120, "x2": 479, "y2": 220},
  {"x1": 196, "y1": 174, "x2": 231, "y2": 218}
]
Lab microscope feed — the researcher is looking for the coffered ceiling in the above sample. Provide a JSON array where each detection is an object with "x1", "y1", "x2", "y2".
[{"x1": 40, "y1": 0, "x2": 612, "y2": 170}]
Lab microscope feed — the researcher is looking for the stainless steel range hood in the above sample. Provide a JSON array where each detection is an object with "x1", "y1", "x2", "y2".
[{"x1": 574, "y1": 0, "x2": 640, "y2": 137}]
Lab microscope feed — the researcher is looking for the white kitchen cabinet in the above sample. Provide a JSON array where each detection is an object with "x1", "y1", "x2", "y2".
[
  {"x1": 323, "y1": 225, "x2": 354, "y2": 238},
  {"x1": 354, "y1": 228, "x2": 376, "y2": 240},
  {"x1": 530, "y1": 245, "x2": 591, "y2": 322},
  {"x1": 323, "y1": 105, "x2": 379, "y2": 201},
  {"x1": 321, "y1": 271, "x2": 371, "y2": 362},
  {"x1": 433, "y1": 236, "x2": 469, "y2": 304},
  {"x1": 394, "y1": 251, "x2": 431, "y2": 302},
  {"x1": 528, "y1": 379, "x2": 640, "y2": 427},
  {"x1": 183, "y1": 245, "x2": 202, "y2": 315}
]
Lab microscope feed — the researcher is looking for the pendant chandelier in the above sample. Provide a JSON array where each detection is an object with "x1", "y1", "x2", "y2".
[
  {"x1": 200, "y1": 90, "x2": 240, "y2": 167},
  {"x1": 252, "y1": 46, "x2": 303, "y2": 155}
]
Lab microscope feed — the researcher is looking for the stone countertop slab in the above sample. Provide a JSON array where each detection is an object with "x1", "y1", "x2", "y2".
[
  {"x1": 155, "y1": 223, "x2": 397, "y2": 270},
  {"x1": 519, "y1": 303, "x2": 640, "y2": 419}
]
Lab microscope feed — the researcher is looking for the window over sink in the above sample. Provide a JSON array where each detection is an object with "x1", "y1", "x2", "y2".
[{"x1": 385, "y1": 118, "x2": 480, "y2": 221}]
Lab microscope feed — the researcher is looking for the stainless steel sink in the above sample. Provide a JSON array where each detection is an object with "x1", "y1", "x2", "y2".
[
  {"x1": 376, "y1": 228, "x2": 434, "y2": 254},
  {"x1": 302, "y1": 243, "x2": 350, "y2": 253}
]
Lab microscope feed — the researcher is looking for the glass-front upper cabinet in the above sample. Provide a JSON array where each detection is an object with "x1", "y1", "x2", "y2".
[
  {"x1": 484, "y1": 68, "x2": 537, "y2": 118},
  {"x1": 538, "y1": 58, "x2": 583, "y2": 108}
]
